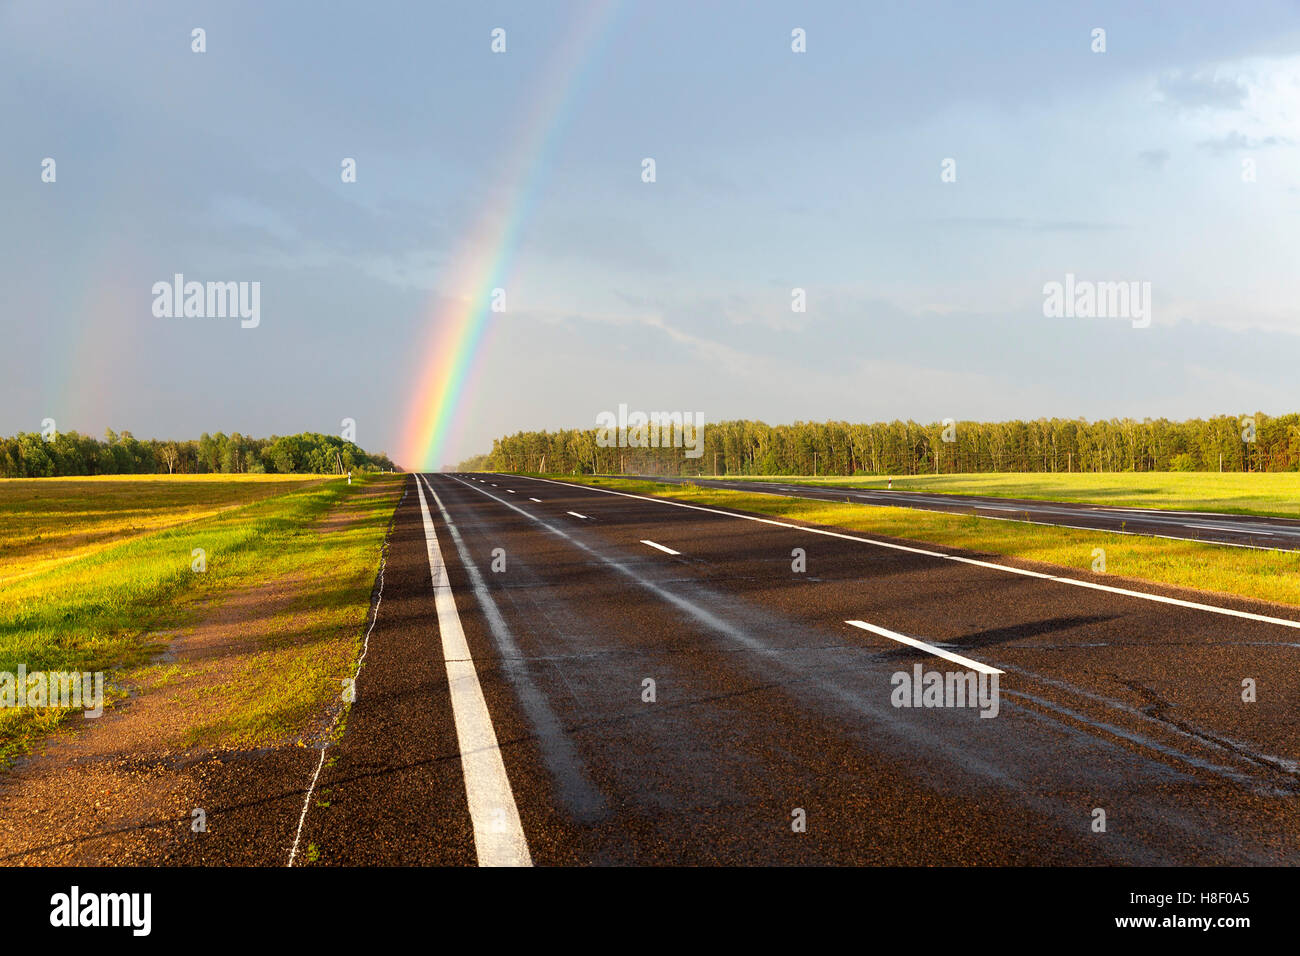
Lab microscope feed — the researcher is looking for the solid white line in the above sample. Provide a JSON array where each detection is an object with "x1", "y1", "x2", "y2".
[
  {"x1": 515, "y1": 475, "x2": 1300, "y2": 631},
  {"x1": 289, "y1": 748, "x2": 329, "y2": 867},
  {"x1": 952, "y1": 511, "x2": 1286, "y2": 553},
  {"x1": 415, "y1": 476, "x2": 531, "y2": 867},
  {"x1": 663, "y1": 478, "x2": 1291, "y2": 553},
  {"x1": 640, "y1": 539, "x2": 681, "y2": 555},
  {"x1": 421, "y1": 476, "x2": 605, "y2": 818},
  {"x1": 529, "y1": 497, "x2": 541, "y2": 503},
  {"x1": 846, "y1": 620, "x2": 1003, "y2": 675},
  {"x1": 566, "y1": 511, "x2": 589, "y2": 519},
  {"x1": 1190, "y1": 522, "x2": 1271, "y2": 534}
]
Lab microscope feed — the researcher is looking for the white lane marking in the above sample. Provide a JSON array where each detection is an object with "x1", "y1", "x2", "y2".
[
  {"x1": 507, "y1": 489, "x2": 516, "y2": 494},
  {"x1": 640, "y1": 539, "x2": 681, "y2": 555},
  {"x1": 477, "y1": 479, "x2": 1300, "y2": 790},
  {"x1": 491, "y1": 483, "x2": 498, "y2": 487},
  {"x1": 1190, "y1": 522, "x2": 1272, "y2": 534},
  {"x1": 668, "y1": 479, "x2": 1292, "y2": 552},
  {"x1": 846, "y1": 620, "x2": 1003, "y2": 675},
  {"x1": 1104, "y1": 506, "x2": 1289, "y2": 520},
  {"x1": 529, "y1": 497, "x2": 542, "y2": 502},
  {"x1": 941, "y1": 511, "x2": 1287, "y2": 553},
  {"x1": 935, "y1": 509, "x2": 1289, "y2": 554},
  {"x1": 422, "y1": 476, "x2": 606, "y2": 820},
  {"x1": 414, "y1": 477, "x2": 531, "y2": 867},
  {"x1": 566, "y1": 511, "x2": 589, "y2": 519},
  {"x1": 516, "y1": 476, "x2": 1300, "y2": 631}
]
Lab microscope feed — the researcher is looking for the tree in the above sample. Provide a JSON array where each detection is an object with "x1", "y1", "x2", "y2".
[{"x1": 160, "y1": 442, "x2": 180, "y2": 474}]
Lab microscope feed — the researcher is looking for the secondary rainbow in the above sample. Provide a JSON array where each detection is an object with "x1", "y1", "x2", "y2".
[{"x1": 398, "y1": 2, "x2": 620, "y2": 471}]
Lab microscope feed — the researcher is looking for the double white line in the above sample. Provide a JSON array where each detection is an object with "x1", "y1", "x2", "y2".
[{"x1": 416, "y1": 475, "x2": 531, "y2": 867}]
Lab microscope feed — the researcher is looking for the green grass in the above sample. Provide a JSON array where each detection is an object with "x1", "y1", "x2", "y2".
[
  {"x1": 0, "y1": 473, "x2": 403, "y2": 765},
  {"x1": 557, "y1": 475, "x2": 1300, "y2": 609},
  {"x1": 171, "y1": 479, "x2": 401, "y2": 748},
  {"x1": 0, "y1": 473, "x2": 321, "y2": 584},
  {"x1": 690, "y1": 472, "x2": 1300, "y2": 518},
  {"x1": 696, "y1": 468, "x2": 1300, "y2": 515}
]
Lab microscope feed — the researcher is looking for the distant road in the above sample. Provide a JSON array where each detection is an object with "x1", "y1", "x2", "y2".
[{"x1": 621, "y1": 475, "x2": 1300, "y2": 551}]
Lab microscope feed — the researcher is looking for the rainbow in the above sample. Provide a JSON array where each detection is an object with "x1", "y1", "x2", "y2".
[{"x1": 398, "y1": 1, "x2": 621, "y2": 471}]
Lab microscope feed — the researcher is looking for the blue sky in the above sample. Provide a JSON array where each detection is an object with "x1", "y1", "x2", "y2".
[{"x1": 3, "y1": 0, "x2": 1299, "y2": 467}]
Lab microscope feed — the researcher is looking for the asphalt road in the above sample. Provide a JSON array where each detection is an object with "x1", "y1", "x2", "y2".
[
  {"x1": 624, "y1": 474, "x2": 1300, "y2": 551},
  {"x1": 293, "y1": 472, "x2": 1300, "y2": 865}
]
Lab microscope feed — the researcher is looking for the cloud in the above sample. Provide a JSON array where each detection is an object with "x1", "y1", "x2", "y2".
[
  {"x1": 1156, "y1": 71, "x2": 1247, "y2": 110},
  {"x1": 1195, "y1": 130, "x2": 1294, "y2": 152},
  {"x1": 1138, "y1": 148, "x2": 1170, "y2": 169},
  {"x1": 927, "y1": 217, "x2": 1126, "y2": 233}
]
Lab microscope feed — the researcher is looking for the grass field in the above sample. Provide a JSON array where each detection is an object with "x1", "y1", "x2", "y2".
[
  {"x1": 0, "y1": 474, "x2": 322, "y2": 585},
  {"x1": 562, "y1": 475, "x2": 1300, "y2": 610},
  {"x1": 0, "y1": 473, "x2": 403, "y2": 765},
  {"x1": 702, "y1": 472, "x2": 1300, "y2": 518}
]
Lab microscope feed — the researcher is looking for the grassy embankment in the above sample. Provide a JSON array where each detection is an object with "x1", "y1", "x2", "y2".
[
  {"x1": 550, "y1": 474, "x2": 1300, "y2": 609},
  {"x1": 0, "y1": 473, "x2": 403, "y2": 765}
]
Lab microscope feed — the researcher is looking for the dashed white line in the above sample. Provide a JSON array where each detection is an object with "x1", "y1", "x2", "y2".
[
  {"x1": 515, "y1": 475, "x2": 1300, "y2": 631},
  {"x1": 566, "y1": 511, "x2": 589, "y2": 520},
  {"x1": 640, "y1": 539, "x2": 681, "y2": 555},
  {"x1": 529, "y1": 497, "x2": 542, "y2": 503},
  {"x1": 414, "y1": 476, "x2": 531, "y2": 867},
  {"x1": 846, "y1": 620, "x2": 1004, "y2": 675}
]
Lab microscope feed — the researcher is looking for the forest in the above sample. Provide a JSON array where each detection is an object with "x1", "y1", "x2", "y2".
[
  {"x1": 465, "y1": 413, "x2": 1300, "y2": 476},
  {"x1": 0, "y1": 429, "x2": 397, "y2": 477}
]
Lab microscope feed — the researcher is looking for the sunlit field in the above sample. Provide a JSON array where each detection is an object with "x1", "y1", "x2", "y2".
[
  {"x1": 0, "y1": 473, "x2": 402, "y2": 765},
  {"x1": 0, "y1": 474, "x2": 323, "y2": 585}
]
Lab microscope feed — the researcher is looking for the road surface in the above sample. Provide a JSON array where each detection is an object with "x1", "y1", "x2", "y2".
[
  {"x1": 618, "y1": 474, "x2": 1300, "y2": 551},
  {"x1": 288, "y1": 472, "x2": 1300, "y2": 865}
]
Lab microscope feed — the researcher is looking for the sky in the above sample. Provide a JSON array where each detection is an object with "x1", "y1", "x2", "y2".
[{"x1": 2, "y1": 0, "x2": 1299, "y2": 469}]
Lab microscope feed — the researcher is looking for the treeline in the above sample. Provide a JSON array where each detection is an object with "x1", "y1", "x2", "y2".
[
  {"x1": 469, "y1": 413, "x2": 1300, "y2": 476},
  {"x1": 0, "y1": 429, "x2": 399, "y2": 478}
]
